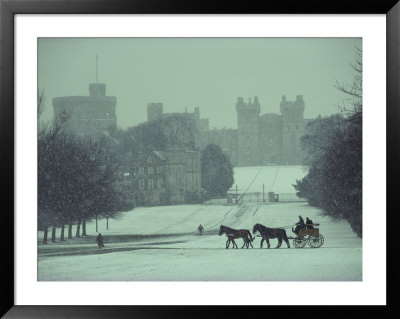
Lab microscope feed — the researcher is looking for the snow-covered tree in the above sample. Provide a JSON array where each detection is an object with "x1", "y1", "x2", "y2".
[
  {"x1": 294, "y1": 48, "x2": 362, "y2": 237},
  {"x1": 38, "y1": 91, "x2": 130, "y2": 243},
  {"x1": 201, "y1": 144, "x2": 234, "y2": 198}
]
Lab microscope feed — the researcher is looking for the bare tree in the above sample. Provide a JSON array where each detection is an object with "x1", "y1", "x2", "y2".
[
  {"x1": 334, "y1": 46, "x2": 362, "y2": 122},
  {"x1": 37, "y1": 89, "x2": 71, "y2": 143}
]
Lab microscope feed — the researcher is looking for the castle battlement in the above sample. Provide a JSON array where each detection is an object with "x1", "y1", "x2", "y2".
[
  {"x1": 236, "y1": 96, "x2": 260, "y2": 113},
  {"x1": 280, "y1": 95, "x2": 305, "y2": 114},
  {"x1": 142, "y1": 93, "x2": 307, "y2": 167}
]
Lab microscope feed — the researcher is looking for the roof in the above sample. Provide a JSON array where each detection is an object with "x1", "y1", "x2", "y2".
[{"x1": 153, "y1": 151, "x2": 166, "y2": 161}]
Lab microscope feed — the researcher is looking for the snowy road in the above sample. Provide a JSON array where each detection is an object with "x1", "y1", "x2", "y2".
[{"x1": 38, "y1": 202, "x2": 362, "y2": 281}]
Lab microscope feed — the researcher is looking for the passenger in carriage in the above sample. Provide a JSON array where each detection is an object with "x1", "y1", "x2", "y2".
[
  {"x1": 292, "y1": 215, "x2": 305, "y2": 235},
  {"x1": 306, "y1": 217, "x2": 314, "y2": 229}
]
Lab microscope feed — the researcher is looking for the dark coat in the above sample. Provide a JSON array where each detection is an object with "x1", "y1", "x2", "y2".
[
  {"x1": 296, "y1": 216, "x2": 305, "y2": 226},
  {"x1": 306, "y1": 218, "x2": 314, "y2": 229},
  {"x1": 96, "y1": 234, "x2": 104, "y2": 246}
]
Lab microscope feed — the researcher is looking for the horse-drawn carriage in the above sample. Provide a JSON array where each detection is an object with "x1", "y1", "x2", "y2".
[
  {"x1": 218, "y1": 223, "x2": 324, "y2": 249},
  {"x1": 291, "y1": 224, "x2": 324, "y2": 248}
]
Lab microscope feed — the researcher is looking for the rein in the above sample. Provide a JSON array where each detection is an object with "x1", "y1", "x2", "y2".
[
  {"x1": 255, "y1": 224, "x2": 296, "y2": 231},
  {"x1": 278, "y1": 225, "x2": 296, "y2": 229}
]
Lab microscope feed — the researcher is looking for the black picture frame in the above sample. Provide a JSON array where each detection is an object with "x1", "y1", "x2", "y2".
[{"x1": 1, "y1": 0, "x2": 398, "y2": 317}]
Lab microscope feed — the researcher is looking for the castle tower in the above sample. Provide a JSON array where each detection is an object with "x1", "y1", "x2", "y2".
[
  {"x1": 89, "y1": 83, "x2": 106, "y2": 96},
  {"x1": 280, "y1": 95, "x2": 305, "y2": 165},
  {"x1": 147, "y1": 103, "x2": 163, "y2": 122},
  {"x1": 236, "y1": 96, "x2": 260, "y2": 167},
  {"x1": 52, "y1": 82, "x2": 117, "y2": 139}
]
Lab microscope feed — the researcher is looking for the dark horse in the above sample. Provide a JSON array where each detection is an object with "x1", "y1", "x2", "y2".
[
  {"x1": 219, "y1": 225, "x2": 254, "y2": 249},
  {"x1": 252, "y1": 223, "x2": 290, "y2": 249}
]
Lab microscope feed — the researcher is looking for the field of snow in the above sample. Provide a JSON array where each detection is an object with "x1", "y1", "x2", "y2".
[
  {"x1": 231, "y1": 165, "x2": 308, "y2": 194},
  {"x1": 38, "y1": 166, "x2": 361, "y2": 281}
]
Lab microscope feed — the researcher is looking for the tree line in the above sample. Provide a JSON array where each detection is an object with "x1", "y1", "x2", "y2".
[
  {"x1": 294, "y1": 48, "x2": 363, "y2": 237},
  {"x1": 38, "y1": 96, "x2": 132, "y2": 244},
  {"x1": 38, "y1": 99, "x2": 234, "y2": 243}
]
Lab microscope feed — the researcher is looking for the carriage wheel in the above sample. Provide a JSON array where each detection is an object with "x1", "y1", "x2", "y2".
[
  {"x1": 293, "y1": 237, "x2": 306, "y2": 248},
  {"x1": 308, "y1": 234, "x2": 324, "y2": 248}
]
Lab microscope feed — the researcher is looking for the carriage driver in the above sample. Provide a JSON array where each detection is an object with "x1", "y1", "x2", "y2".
[
  {"x1": 292, "y1": 215, "x2": 306, "y2": 235},
  {"x1": 306, "y1": 217, "x2": 314, "y2": 229}
]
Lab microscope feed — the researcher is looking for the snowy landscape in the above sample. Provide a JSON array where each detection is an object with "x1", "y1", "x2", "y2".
[{"x1": 38, "y1": 166, "x2": 362, "y2": 281}]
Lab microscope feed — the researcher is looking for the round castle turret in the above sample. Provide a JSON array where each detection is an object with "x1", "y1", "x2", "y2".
[{"x1": 52, "y1": 82, "x2": 117, "y2": 138}]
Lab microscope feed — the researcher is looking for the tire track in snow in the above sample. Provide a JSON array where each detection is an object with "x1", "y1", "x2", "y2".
[
  {"x1": 268, "y1": 166, "x2": 280, "y2": 192},
  {"x1": 238, "y1": 167, "x2": 262, "y2": 202},
  {"x1": 157, "y1": 206, "x2": 205, "y2": 233},
  {"x1": 39, "y1": 244, "x2": 344, "y2": 258},
  {"x1": 217, "y1": 203, "x2": 260, "y2": 230},
  {"x1": 204, "y1": 206, "x2": 235, "y2": 231},
  {"x1": 252, "y1": 207, "x2": 260, "y2": 216}
]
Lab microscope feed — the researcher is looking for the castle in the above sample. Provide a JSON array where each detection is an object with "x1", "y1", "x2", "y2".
[
  {"x1": 52, "y1": 83, "x2": 117, "y2": 138},
  {"x1": 148, "y1": 95, "x2": 308, "y2": 166},
  {"x1": 52, "y1": 82, "x2": 201, "y2": 206},
  {"x1": 51, "y1": 82, "x2": 309, "y2": 205}
]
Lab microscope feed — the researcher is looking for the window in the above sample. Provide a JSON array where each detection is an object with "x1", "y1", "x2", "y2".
[
  {"x1": 138, "y1": 167, "x2": 144, "y2": 175},
  {"x1": 157, "y1": 178, "x2": 163, "y2": 189},
  {"x1": 157, "y1": 166, "x2": 162, "y2": 174},
  {"x1": 139, "y1": 179, "x2": 144, "y2": 190},
  {"x1": 148, "y1": 179, "x2": 153, "y2": 189},
  {"x1": 148, "y1": 167, "x2": 154, "y2": 174}
]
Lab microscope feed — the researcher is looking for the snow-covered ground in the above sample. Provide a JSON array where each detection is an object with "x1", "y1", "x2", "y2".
[
  {"x1": 232, "y1": 165, "x2": 308, "y2": 194},
  {"x1": 38, "y1": 166, "x2": 361, "y2": 281}
]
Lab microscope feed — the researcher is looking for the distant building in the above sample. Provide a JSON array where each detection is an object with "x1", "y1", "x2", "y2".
[
  {"x1": 133, "y1": 150, "x2": 201, "y2": 206},
  {"x1": 280, "y1": 95, "x2": 306, "y2": 165},
  {"x1": 147, "y1": 95, "x2": 310, "y2": 166},
  {"x1": 236, "y1": 96, "x2": 261, "y2": 166},
  {"x1": 133, "y1": 151, "x2": 167, "y2": 206},
  {"x1": 52, "y1": 82, "x2": 117, "y2": 138},
  {"x1": 147, "y1": 103, "x2": 200, "y2": 149},
  {"x1": 113, "y1": 166, "x2": 135, "y2": 208}
]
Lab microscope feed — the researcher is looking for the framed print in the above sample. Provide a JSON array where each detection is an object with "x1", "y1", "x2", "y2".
[{"x1": 1, "y1": 0, "x2": 399, "y2": 317}]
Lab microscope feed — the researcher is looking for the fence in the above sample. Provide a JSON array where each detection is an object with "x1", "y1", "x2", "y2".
[
  {"x1": 274, "y1": 193, "x2": 306, "y2": 202},
  {"x1": 225, "y1": 190, "x2": 306, "y2": 203}
]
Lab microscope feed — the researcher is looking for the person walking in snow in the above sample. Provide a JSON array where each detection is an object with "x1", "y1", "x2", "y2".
[
  {"x1": 198, "y1": 224, "x2": 204, "y2": 235},
  {"x1": 96, "y1": 233, "x2": 104, "y2": 248},
  {"x1": 292, "y1": 215, "x2": 305, "y2": 235}
]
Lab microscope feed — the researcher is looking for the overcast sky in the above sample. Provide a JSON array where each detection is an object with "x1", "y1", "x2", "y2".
[{"x1": 38, "y1": 37, "x2": 361, "y2": 129}]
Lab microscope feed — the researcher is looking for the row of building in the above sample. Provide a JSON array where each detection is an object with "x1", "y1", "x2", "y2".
[
  {"x1": 52, "y1": 82, "x2": 201, "y2": 206},
  {"x1": 147, "y1": 95, "x2": 311, "y2": 166},
  {"x1": 52, "y1": 81, "x2": 311, "y2": 205}
]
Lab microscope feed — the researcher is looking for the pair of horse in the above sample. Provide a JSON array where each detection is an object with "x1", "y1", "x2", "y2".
[{"x1": 219, "y1": 224, "x2": 290, "y2": 249}]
